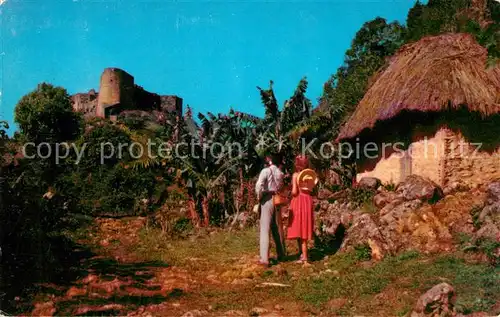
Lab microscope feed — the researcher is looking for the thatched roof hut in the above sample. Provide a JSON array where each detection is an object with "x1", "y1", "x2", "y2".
[{"x1": 338, "y1": 33, "x2": 500, "y2": 141}]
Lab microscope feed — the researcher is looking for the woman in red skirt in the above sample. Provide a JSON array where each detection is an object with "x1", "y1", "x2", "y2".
[{"x1": 287, "y1": 155, "x2": 315, "y2": 264}]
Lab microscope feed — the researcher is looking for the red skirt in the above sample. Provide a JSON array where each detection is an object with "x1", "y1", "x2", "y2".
[{"x1": 287, "y1": 192, "x2": 314, "y2": 240}]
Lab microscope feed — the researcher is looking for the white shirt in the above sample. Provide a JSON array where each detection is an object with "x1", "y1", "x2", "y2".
[{"x1": 255, "y1": 164, "x2": 284, "y2": 199}]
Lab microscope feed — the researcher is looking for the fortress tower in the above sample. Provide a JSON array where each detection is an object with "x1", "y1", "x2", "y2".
[{"x1": 96, "y1": 68, "x2": 135, "y2": 118}]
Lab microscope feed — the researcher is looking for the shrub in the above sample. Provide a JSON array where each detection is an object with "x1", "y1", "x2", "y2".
[
  {"x1": 354, "y1": 243, "x2": 372, "y2": 261},
  {"x1": 469, "y1": 205, "x2": 484, "y2": 230},
  {"x1": 383, "y1": 182, "x2": 396, "y2": 192},
  {"x1": 153, "y1": 199, "x2": 190, "y2": 237},
  {"x1": 14, "y1": 83, "x2": 82, "y2": 143},
  {"x1": 462, "y1": 236, "x2": 500, "y2": 266},
  {"x1": 74, "y1": 165, "x2": 158, "y2": 217},
  {"x1": 350, "y1": 187, "x2": 376, "y2": 208},
  {"x1": 77, "y1": 123, "x2": 132, "y2": 170}
]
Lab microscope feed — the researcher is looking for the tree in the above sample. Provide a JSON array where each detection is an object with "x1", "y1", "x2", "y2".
[
  {"x1": 257, "y1": 81, "x2": 280, "y2": 132},
  {"x1": 175, "y1": 109, "x2": 247, "y2": 227},
  {"x1": 320, "y1": 18, "x2": 405, "y2": 127},
  {"x1": 14, "y1": 83, "x2": 82, "y2": 144},
  {"x1": 206, "y1": 109, "x2": 262, "y2": 227},
  {"x1": 405, "y1": 0, "x2": 500, "y2": 65},
  {"x1": 0, "y1": 121, "x2": 9, "y2": 166},
  {"x1": 404, "y1": 0, "x2": 485, "y2": 43},
  {"x1": 281, "y1": 77, "x2": 312, "y2": 134},
  {"x1": 488, "y1": 0, "x2": 500, "y2": 22},
  {"x1": 255, "y1": 78, "x2": 314, "y2": 170}
]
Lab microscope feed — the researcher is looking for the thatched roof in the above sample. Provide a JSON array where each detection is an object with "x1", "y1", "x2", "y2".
[{"x1": 338, "y1": 33, "x2": 500, "y2": 141}]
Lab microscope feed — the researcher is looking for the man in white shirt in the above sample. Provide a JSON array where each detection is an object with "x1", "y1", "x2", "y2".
[{"x1": 255, "y1": 153, "x2": 286, "y2": 266}]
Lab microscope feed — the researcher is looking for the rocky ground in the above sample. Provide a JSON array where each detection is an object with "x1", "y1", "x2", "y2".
[
  {"x1": 7, "y1": 177, "x2": 500, "y2": 317},
  {"x1": 315, "y1": 176, "x2": 500, "y2": 263}
]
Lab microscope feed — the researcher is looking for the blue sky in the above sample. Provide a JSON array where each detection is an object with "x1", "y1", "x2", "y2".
[{"x1": 0, "y1": 0, "x2": 418, "y2": 135}]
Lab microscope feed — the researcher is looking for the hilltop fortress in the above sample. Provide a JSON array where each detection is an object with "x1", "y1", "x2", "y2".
[{"x1": 71, "y1": 68, "x2": 183, "y2": 120}]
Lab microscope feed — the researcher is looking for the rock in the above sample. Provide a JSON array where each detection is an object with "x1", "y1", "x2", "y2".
[
  {"x1": 81, "y1": 274, "x2": 99, "y2": 284},
  {"x1": 340, "y1": 213, "x2": 393, "y2": 260},
  {"x1": 250, "y1": 307, "x2": 268, "y2": 316},
  {"x1": 32, "y1": 301, "x2": 56, "y2": 316},
  {"x1": 486, "y1": 180, "x2": 500, "y2": 204},
  {"x1": 410, "y1": 283, "x2": 455, "y2": 317},
  {"x1": 475, "y1": 223, "x2": 500, "y2": 241},
  {"x1": 379, "y1": 198, "x2": 405, "y2": 217},
  {"x1": 478, "y1": 203, "x2": 500, "y2": 224},
  {"x1": 319, "y1": 213, "x2": 342, "y2": 236},
  {"x1": 473, "y1": 189, "x2": 500, "y2": 242},
  {"x1": 66, "y1": 286, "x2": 87, "y2": 297},
  {"x1": 358, "y1": 177, "x2": 381, "y2": 190},
  {"x1": 320, "y1": 200, "x2": 329, "y2": 211},
  {"x1": 443, "y1": 181, "x2": 469, "y2": 196},
  {"x1": 231, "y1": 278, "x2": 253, "y2": 285},
  {"x1": 330, "y1": 188, "x2": 352, "y2": 201},
  {"x1": 373, "y1": 191, "x2": 400, "y2": 209},
  {"x1": 221, "y1": 310, "x2": 245, "y2": 316},
  {"x1": 380, "y1": 199, "x2": 422, "y2": 226},
  {"x1": 318, "y1": 188, "x2": 334, "y2": 200},
  {"x1": 367, "y1": 238, "x2": 384, "y2": 261},
  {"x1": 274, "y1": 304, "x2": 284, "y2": 311},
  {"x1": 181, "y1": 310, "x2": 207, "y2": 317},
  {"x1": 396, "y1": 175, "x2": 444, "y2": 203},
  {"x1": 74, "y1": 304, "x2": 125, "y2": 316},
  {"x1": 326, "y1": 298, "x2": 347, "y2": 310}
]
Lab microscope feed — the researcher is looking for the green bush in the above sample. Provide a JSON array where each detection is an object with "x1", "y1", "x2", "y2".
[
  {"x1": 469, "y1": 205, "x2": 484, "y2": 230},
  {"x1": 383, "y1": 182, "x2": 396, "y2": 192},
  {"x1": 354, "y1": 243, "x2": 372, "y2": 261},
  {"x1": 14, "y1": 83, "x2": 82, "y2": 144},
  {"x1": 477, "y1": 238, "x2": 500, "y2": 266},
  {"x1": 74, "y1": 165, "x2": 158, "y2": 217},
  {"x1": 77, "y1": 123, "x2": 132, "y2": 170},
  {"x1": 350, "y1": 187, "x2": 376, "y2": 208},
  {"x1": 152, "y1": 190, "x2": 192, "y2": 238},
  {"x1": 120, "y1": 115, "x2": 147, "y2": 130}
]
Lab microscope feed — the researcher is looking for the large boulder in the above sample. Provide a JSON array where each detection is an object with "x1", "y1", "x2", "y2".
[
  {"x1": 396, "y1": 175, "x2": 443, "y2": 203},
  {"x1": 410, "y1": 283, "x2": 456, "y2": 317},
  {"x1": 340, "y1": 213, "x2": 393, "y2": 260},
  {"x1": 315, "y1": 201, "x2": 356, "y2": 247},
  {"x1": 358, "y1": 177, "x2": 381, "y2": 190},
  {"x1": 473, "y1": 183, "x2": 500, "y2": 242},
  {"x1": 475, "y1": 223, "x2": 500, "y2": 241},
  {"x1": 373, "y1": 190, "x2": 400, "y2": 209},
  {"x1": 380, "y1": 199, "x2": 422, "y2": 219},
  {"x1": 469, "y1": 180, "x2": 500, "y2": 242},
  {"x1": 486, "y1": 180, "x2": 500, "y2": 205}
]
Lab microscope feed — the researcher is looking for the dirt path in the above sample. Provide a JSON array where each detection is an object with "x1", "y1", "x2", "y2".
[{"x1": 26, "y1": 218, "x2": 303, "y2": 317}]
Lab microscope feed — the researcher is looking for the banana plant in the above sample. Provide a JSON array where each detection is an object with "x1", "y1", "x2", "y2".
[{"x1": 178, "y1": 153, "x2": 239, "y2": 227}]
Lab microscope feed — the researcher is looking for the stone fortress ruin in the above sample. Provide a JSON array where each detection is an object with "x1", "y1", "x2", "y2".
[{"x1": 71, "y1": 68, "x2": 183, "y2": 120}]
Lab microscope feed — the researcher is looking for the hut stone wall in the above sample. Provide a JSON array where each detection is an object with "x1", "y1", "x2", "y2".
[
  {"x1": 356, "y1": 152, "x2": 404, "y2": 185},
  {"x1": 443, "y1": 129, "x2": 500, "y2": 187},
  {"x1": 407, "y1": 127, "x2": 447, "y2": 186},
  {"x1": 356, "y1": 127, "x2": 499, "y2": 187}
]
